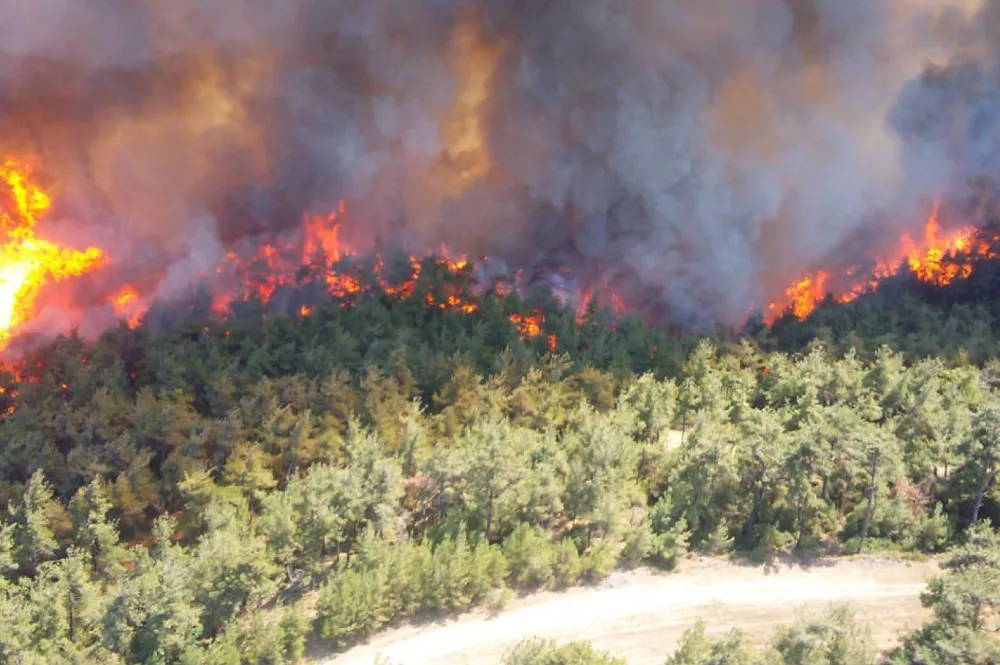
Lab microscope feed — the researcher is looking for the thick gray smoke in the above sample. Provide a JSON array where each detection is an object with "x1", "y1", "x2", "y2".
[
  {"x1": 890, "y1": 1, "x2": 1000, "y2": 216},
  {"x1": 0, "y1": 0, "x2": 987, "y2": 328}
]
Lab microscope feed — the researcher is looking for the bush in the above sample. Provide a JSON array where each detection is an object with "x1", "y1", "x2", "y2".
[
  {"x1": 753, "y1": 524, "x2": 794, "y2": 559},
  {"x1": 280, "y1": 602, "x2": 309, "y2": 662},
  {"x1": 646, "y1": 496, "x2": 691, "y2": 568},
  {"x1": 503, "y1": 639, "x2": 625, "y2": 665},
  {"x1": 652, "y1": 517, "x2": 690, "y2": 570},
  {"x1": 423, "y1": 534, "x2": 505, "y2": 611},
  {"x1": 841, "y1": 488, "x2": 927, "y2": 553},
  {"x1": 620, "y1": 521, "x2": 655, "y2": 569},
  {"x1": 317, "y1": 567, "x2": 389, "y2": 647},
  {"x1": 772, "y1": 606, "x2": 876, "y2": 665},
  {"x1": 579, "y1": 540, "x2": 617, "y2": 583},
  {"x1": 316, "y1": 532, "x2": 508, "y2": 647},
  {"x1": 700, "y1": 521, "x2": 733, "y2": 555},
  {"x1": 916, "y1": 503, "x2": 952, "y2": 553},
  {"x1": 241, "y1": 611, "x2": 288, "y2": 665},
  {"x1": 550, "y1": 539, "x2": 583, "y2": 589},
  {"x1": 503, "y1": 524, "x2": 555, "y2": 589},
  {"x1": 486, "y1": 586, "x2": 514, "y2": 615}
]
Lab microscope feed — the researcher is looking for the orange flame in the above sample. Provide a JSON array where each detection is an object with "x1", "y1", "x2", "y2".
[
  {"x1": 509, "y1": 311, "x2": 541, "y2": 335},
  {"x1": 509, "y1": 312, "x2": 557, "y2": 350},
  {"x1": 576, "y1": 288, "x2": 629, "y2": 323},
  {"x1": 901, "y1": 202, "x2": 977, "y2": 286},
  {"x1": 111, "y1": 284, "x2": 144, "y2": 327},
  {"x1": 0, "y1": 158, "x2": 564, "y2": 351},
  {"x1": 0, "y1": 158, "x2": 104, "y2": 347},
  {"x1": 768, "y1": 202, "x2": 998, "y2": 323}
]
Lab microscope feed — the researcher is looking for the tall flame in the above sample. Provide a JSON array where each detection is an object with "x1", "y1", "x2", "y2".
[{"x1": 0, "y1": 158, "x2": 104, "y2": 347}]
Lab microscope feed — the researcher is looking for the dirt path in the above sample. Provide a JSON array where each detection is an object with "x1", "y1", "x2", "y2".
[{"x1": 319, "y1": 556, "x2": 938, "y2": 665}]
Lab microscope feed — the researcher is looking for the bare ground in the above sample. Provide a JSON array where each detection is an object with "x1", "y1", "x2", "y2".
[{"x1": 318, "y1": 556, "x2": 939, "y2": 665}]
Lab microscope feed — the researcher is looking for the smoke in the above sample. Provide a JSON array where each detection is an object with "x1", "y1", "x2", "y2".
[
  {"x1": 0, "y1": 0, "x2": 986, "y2": 328},
  {"x1": 890, "y1": 0, "x2": 1000, "y2": 215}
]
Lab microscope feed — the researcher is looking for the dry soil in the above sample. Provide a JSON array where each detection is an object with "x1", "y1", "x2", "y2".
[{"x1": 318, "y1": 555, "x2": 938, "y2": 665}]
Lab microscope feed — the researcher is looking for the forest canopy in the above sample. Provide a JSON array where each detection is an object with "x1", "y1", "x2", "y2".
[{"x1": 1, "y1": 257, "x2": 999, "y2": 664}]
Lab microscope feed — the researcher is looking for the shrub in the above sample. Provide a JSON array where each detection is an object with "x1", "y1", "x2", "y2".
[
  {"x1": 579, "y1": 540, "x2": 616, "y2": 583},
  {"x1": 503, "y1": 639, "x2": 625, "y2": 665},
  {"x1": 503, "y1": 524, "x2": 554, "y2": 589},
  {"x1": 551, "y1": 539, "x2": 583, "y2": 589}
]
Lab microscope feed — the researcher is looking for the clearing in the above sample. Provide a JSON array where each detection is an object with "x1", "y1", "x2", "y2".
[{"x1": 319, "y1": 556, "x2": 939, "y2": 665}]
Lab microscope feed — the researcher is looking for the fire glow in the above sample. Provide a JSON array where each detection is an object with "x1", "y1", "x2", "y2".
[
  {"x1": 766, "y1": 202, "x2": 999, "y2": 323},
  {"x1": 4, "y1": 153, "x2": 999, "y2": 358},
  {"x1": 0, "y1": 157, "x2": 560, "y2": 356},
  {"x1": 0, "y1": 158, "x2": 104, "y2": 346}
]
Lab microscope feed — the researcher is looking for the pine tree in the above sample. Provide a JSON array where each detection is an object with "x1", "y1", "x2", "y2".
[
  {"x1": 69, "y1": 478, "x2": 126, "y2": 581},
  {"x1": 960, "y1": 400, "x2": 1000, "y2": 524},
  {"x1": 13, "y1": 470, "x2": 63, "y2": 575}
]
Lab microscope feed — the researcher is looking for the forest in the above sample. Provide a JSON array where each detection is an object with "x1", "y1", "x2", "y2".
[{"x1": 1, "y1": 255, "x2": 999, "y2": 665}]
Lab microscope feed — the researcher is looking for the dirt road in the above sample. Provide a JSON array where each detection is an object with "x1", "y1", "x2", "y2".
[{"x1": 320, "y1": 556, "x2": 938, "y2": 665}]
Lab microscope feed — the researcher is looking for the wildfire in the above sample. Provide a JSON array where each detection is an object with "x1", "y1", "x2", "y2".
[
  {"x1": 902, "y1": 203, "x2": 977, "y2": 286},
  {"x1": 0, "y1": 154, "x2": 585, "y2": 360},
  {"x1": 768, "y1": 202, "x2": 998, "y2": 323},
  {"x1": 7, "y1": 150, "x2": 998, "y2": 355},
  {"x1": 782, "y1": 272, "x2": 830, "y2": 320},
  {"x1": 509, "y1": 311, "x2": 557, "y2": 351},
  {"x1": 509, "y1": 312, "x2": 543, "y2": 337},
  {"x1": 0, "y1": 158, "x2": 104, "y2": 347},
  {"x1": 576, "y1": 288, "x2": 628, "y2": 323},
  {"x1": 111, "y1": 285, "x2": 144, "y2": 328}
]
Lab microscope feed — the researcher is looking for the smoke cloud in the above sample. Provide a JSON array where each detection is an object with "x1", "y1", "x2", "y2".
[
  {"x1": 890, "y1": 0, "x2": 1000, "y2": 215},
  {"x1": 0, "y1": 0, "x2": 990, "y2": 328}
]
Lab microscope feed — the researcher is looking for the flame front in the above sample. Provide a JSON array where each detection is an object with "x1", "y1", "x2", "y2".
[
  {"x1": 0, "y1": 158, "x2": 104, "y2": 347},
  {"x1": 767, "y1": 202, "x2": 999, "y2": 323},
  {"x1": 5, "y1": 152, "x2": 995, "y2": 350}
]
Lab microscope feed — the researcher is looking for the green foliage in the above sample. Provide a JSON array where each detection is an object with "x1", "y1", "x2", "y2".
[
  {"x1": 550, "y1": 538, "x2": 582, "y2": 588},
  {"x1": 315, "y1": 532, "x2": 506, "y2": 648},
  {"x1": 502, "y1": 639, "x2": 625, "y2": 665},
  {"x1": 666, "y1": 621, "x2": 770, "y2": 665},
  {"x1": 100, "y1": 544, "x2": 203, "y2": 665},
  {"x1": 12, "y1": 470, "x2": 65, "y2": 575},
  {"x1": 190, "y1": 501, "x2": 277, "y2": 636},
  {"x1": 771, "y1": 606, "x2": 877, "y2": 665},
  {"x1": 279, "y1": 602, "x2": 309, "y2": 663},
  {"x1": 887, "y1": 521, "x2": 1000, "y2": 664},
  {"x1": 916, "y1": 502, "x2": 953, "y2": 553},
  {"x1": 646, "y1": 497, "x2": 691, "y2": 569},
  {"x1": 578, "y1": 539, "x2": 617, "y2": 583},
  {"x1": 69, "y1": 478, "x2": 126, "y2": 581},
  {"x1": 660, "y1": 607, "x2": 878, "y2": 665},
  {"x1": 2, "y1": 263, "x2": 1000, "y2": 662},
  {"x1": 620, "y1": 519, "x2": 656, "y2": 569},
  {"x1": 502, "y1": 524, "x2": 555, "y2": 589}
]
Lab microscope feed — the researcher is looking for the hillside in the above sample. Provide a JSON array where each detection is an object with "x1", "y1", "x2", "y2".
[
  {"x1": 5, "y1": 1, "x2": 1000, "y2": 661},
  {"x1": 764, "y1": 220, "x2": 1000, "y2": 363},
  {"x1": 1, "y1": 255, "x2": 1000, "y2": 664}
]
